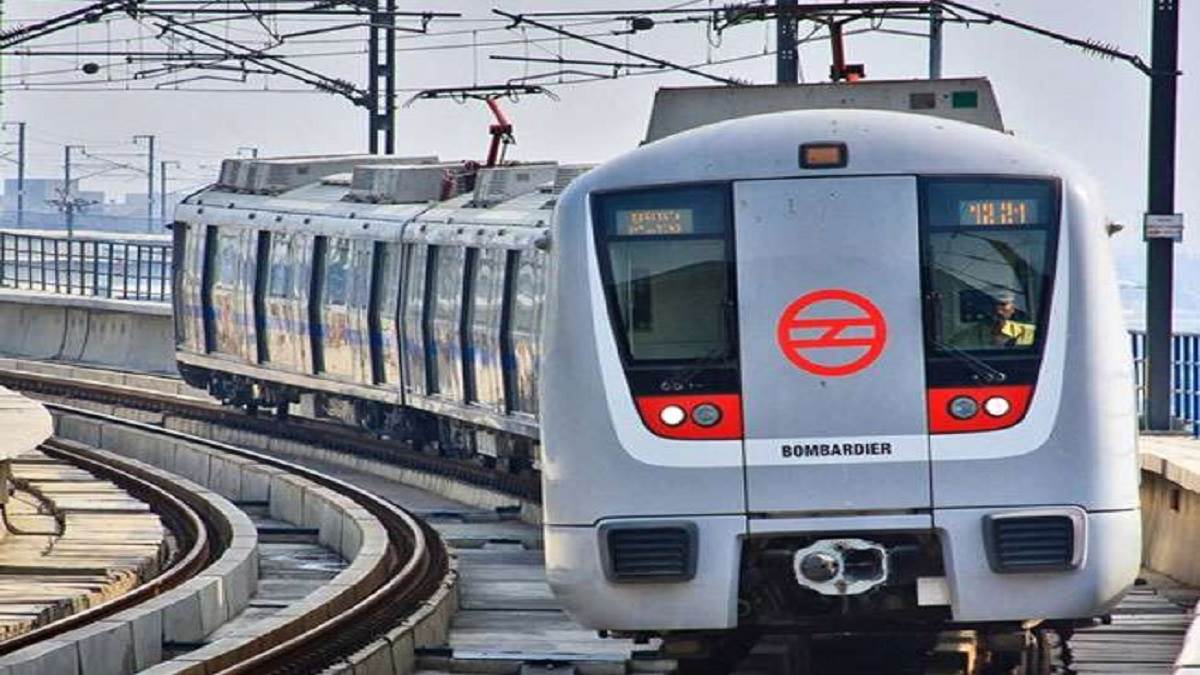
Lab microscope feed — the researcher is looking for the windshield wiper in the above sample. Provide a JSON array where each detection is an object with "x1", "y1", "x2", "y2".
[{"x1": 931, "y1": 337, "x2": 1007, "y2": 384}]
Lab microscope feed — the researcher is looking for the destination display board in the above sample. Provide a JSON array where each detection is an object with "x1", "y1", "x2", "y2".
[
  {"x1": 614, "y1": 208, "x2": 695, "y2": 236},
  {"x1": 958, "y1": 198, "x2": 1041, "y2": 226}
]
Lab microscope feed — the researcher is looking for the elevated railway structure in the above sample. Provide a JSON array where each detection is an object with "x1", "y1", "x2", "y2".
[{"x1": 0, "y1": 359, "x2": 1193, "y2": 674}]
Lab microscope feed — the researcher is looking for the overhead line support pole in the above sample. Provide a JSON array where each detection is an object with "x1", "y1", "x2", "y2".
[
  {"x1": 161, "y1": 161, "x2": 180, "y2": 225},
  {"x1": 777, "y1": 0, "x2": 799, "y2": 84},
  {"x1": 134, "y1": 135, "x2": 156, "y2": 232},
  {"x1": 16, "y1": 123, "x2": 25, "y2": 228},
  {"x1": 367, "y1": 0, "x2": 397, "y2": 154},
  {"x1": 368, "y1": 0, "x2": 381, "y2": 153},
  {"x1": 928, "y1": 2, "x2": 943, "y2": 79},
  {"x1": 1145, "y1": 0, "x2": 1181, "y2": 431},
  {"x1": 385, "y1": 0, "x2": 397, "y2": 155},
  {"x1": 3, "y1": 122, "x2": 28, "y2": 228},
  {"x1": 63, "y1": 145, "x2": 83, "y2": 239}
]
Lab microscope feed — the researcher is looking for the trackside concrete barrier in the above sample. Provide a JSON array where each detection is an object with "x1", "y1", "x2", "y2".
[
  {"x1": 1138, "y1": 434, "x2": 1200, "y2": 675},
  {"x1": 27, "y1": 407, "x2": 456, "y2": 675},
  {"x1": 0, "y1": 289, "x2": 175, "y2": 374}
]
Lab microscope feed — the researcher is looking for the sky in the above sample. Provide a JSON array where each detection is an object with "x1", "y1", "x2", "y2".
[{"x1": 0, "y1": 1, "x2": 1196, "y2": 302}]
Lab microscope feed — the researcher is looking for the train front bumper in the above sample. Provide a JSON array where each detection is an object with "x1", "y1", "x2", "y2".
[{"x1": 543, "y1": 508, "x2": 1141, "y2": 632}]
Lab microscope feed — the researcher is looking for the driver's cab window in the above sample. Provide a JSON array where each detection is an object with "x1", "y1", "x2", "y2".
[{"x1": 921, "y1": 178, "x2": 1058, "y2": 355}]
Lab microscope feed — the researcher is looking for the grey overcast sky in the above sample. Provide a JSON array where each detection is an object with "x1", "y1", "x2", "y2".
[{"x1": 1, "y1": 1, "x2": 1196, "y2": 272}]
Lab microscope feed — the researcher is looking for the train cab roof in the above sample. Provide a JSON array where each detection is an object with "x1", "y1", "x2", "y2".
[{"x1": 572, "y1": 108, "x2": 1085, "y2": 198}]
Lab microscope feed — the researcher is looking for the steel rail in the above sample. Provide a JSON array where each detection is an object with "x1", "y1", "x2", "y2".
[
  {"x1": 0, "y1": 438, "x2": 214, "y2": 655},
  {"x1": 34, "y1": 397, "x2": 450, "y2": 674}
]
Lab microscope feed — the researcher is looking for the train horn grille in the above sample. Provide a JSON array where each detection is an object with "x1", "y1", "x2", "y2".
[
  {"x1": 985, "y1": 514, "x2": 1079, "y2": 573},
  {"x1": 601, "y1": 523, "x2": 697, "y2": 583}
]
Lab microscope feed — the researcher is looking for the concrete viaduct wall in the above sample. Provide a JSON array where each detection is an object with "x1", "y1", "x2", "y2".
[
  {"x1": 1140, "y1": 435, "x2": 1200, "y2": 587},
  {"x1": 0, "y1": 289, "x2": 175, "y2": 374}
]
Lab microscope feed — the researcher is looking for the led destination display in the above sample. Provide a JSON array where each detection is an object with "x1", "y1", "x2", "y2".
[
  {"x1": 614, "y1": 208, "x2": 695, "y2": 236},
  {"x1": 958, "y1": 199, "x2": 1041, "y2": 226}
]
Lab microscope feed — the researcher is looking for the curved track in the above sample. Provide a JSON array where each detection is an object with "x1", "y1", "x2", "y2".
[
  {"x1": 0, "y1": 438, "x2": 212, "y2": 655},
  {"x1": 0, "y1": 367, "x2": 453, "y2": 674}
]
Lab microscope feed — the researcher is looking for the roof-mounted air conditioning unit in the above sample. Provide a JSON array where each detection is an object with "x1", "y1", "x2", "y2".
[
  {"x1": 549, "y1": 164, "x2": 594, "y2": 195},
  {"x1": 472, "y1": 163, "x2": 558, "y2": 208},
  {"x1": 219, "y1": 154, "x2": 438, "y2": 194},
  {"x1": 347, "y1": 164, "x2": 463, "y2": 204}
]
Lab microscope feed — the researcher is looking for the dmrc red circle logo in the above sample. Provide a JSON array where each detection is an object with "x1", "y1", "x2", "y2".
[{"x1": 774, "y1": 289, "x2": 888, "y2": 377}]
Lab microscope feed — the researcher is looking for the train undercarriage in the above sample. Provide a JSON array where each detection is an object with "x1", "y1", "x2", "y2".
[{"x1": 178, "y1": 363, "x2": 539, "y2": 474}]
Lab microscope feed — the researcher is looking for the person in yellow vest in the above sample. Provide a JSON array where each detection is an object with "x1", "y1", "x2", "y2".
[{"x1": 952, "y1": 292, "x2": 1036, "y2": 349}]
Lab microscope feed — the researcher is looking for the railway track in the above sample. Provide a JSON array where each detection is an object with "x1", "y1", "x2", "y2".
[
  {"x1": 0, "y1": 369, "x2": 454, "y2": 674},
  {"x1": 0, "y1": 438, "x2": 212, "y2": 654},
  {"x1": 0, "y1": 361, "x2": 1193, "y2": 675}
]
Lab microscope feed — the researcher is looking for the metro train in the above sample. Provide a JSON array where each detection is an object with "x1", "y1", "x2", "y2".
[{"x1": 173, "y1": 78, "x2": 1140, "y2": 657}]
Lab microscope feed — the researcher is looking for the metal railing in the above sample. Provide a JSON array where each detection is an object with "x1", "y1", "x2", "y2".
[
  {"x1": 0, "y1": 231, "x2": 172, "y2": 302},
  {"x1": 1131, "y1": 330, "x2": 1200, "y2": 437}
]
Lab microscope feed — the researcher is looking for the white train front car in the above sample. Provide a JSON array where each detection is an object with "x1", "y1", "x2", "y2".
[{"x1": 541, "y1": 82, "x2": 1140, "y2": 637}]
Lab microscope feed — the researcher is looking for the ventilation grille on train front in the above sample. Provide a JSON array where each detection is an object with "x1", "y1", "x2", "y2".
[
  {"x1": 985, "y1": 514, "x2": 1078, "y2": 573},
  {"x1": 602, "y1": 523, "x2": 697, "y2": 583}
]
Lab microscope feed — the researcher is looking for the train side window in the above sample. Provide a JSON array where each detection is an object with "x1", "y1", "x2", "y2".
[
  {"x1": 215, "y1": 231, "x2": 242, "y2": 290},
  {"x1": 324, "y1": 238, "x2": 351, "y2": 306},
  {"x1": 267, "y1": 233, "x2": 294, "y2": 298},
  {"x1": 351, "y1": 242, "x2": 373, "y2": 310}
]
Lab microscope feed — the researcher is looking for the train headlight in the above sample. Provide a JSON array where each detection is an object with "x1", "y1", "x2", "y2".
[
  {"x1": 691, "y1": 403, "x2": 722, "y2": 427},
  {"x1": 983, "y1": 396, "x2": 1012, "y2": 417},
  {"x1": 659, "y1": 405, "x2": 687, "y2": 427},
  {"x1": 948, "y1": 396, "x2": 978, "y2": 420}
]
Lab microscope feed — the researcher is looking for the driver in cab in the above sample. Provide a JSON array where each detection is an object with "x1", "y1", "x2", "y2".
[{"x1": 952, "y1": 292, "x2": 1036, "y2": 348}]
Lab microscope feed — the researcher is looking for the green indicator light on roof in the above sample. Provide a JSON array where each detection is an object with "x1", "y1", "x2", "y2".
[{"x1": 951, "y1": 90, "x2": 979, "y2": 109}]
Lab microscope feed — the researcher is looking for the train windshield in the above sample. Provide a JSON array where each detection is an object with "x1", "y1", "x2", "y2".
[
  {"x1": 593, "y1": 185, "x2": 735, "y2": 366},
  {"x1": 920, "y1": 178, "x2": 1059, "y2": 370}
]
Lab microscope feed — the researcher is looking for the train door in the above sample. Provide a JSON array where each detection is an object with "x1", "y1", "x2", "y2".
[
  {"x1": 347, "y1": 240, "x2": 375, "y2": 385},
  {"x1": 430, "y1": 245, "x2": 467, "y2": 402},
  {"x1": 314, "y1": 236, "x2": 356, "y2": 380},
  {"x1": 467, "y1": 246, "x2": 507, "y2": 412},
  {"x1": 206, "y1": 226, "x2": 255, "y2": 362},
  {"x1": 263, "y1": 231, "x2": 305, "y2": 373},
  {"x1": 733, "y1": 176, "x2": 931, "y2": 516},
  {"x1": 369, "y1": 241, "x2": 403, "y2": 386},
  {"x1": 401, "y1": 244, "x2": 433, "y2": 397}
]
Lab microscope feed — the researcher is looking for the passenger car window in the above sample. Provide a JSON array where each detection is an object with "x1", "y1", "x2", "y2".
[
  {"x1": 324, "y1": 238, "x2": 351, "y2": 306},
  {"x1": 921, "y1": 179, "x2": 1057, "y2": 355},
  {"x1": 215, "y1": 232, "x2": 241, "y2": 290},
  {"x1": 267, "y1": 234, "x2": 293, "y2": 298}
]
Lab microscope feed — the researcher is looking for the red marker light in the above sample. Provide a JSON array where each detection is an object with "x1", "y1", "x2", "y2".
[
  {"x1": 928, "y1": 385, "x2": 1033, "y2": 434},
  {"x1": 636, "y1": 394, "x2": 742, "y2": 440}
]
